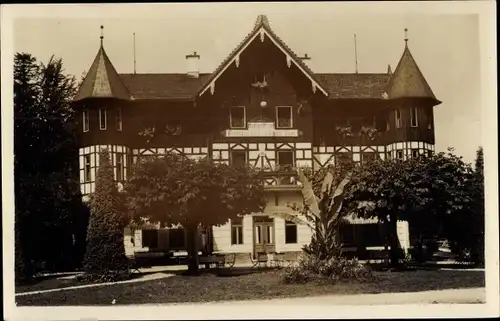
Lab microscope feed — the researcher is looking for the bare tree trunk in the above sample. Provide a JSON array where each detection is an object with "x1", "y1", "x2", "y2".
[{"x1": 185, "y1": 225, "x2": 200, "y2": 275}]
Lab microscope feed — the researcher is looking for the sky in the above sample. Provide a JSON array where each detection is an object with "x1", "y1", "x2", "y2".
[{"x1": 11, "y1": 3, "x2": 482, "y2": 164}]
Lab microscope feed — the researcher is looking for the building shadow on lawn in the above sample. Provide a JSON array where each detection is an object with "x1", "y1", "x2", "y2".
[{"x1": 172, "y1": 266, "x2": 277, "y2": 277}]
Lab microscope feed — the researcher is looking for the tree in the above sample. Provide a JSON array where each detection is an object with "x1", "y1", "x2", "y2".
[
  {"x1": 124, "y1": 153, "x2": 266, "y2": 275},
  {"x1": 444, "y1": 147, "x2": 484, "y2": 265},
  {"x1": 82, "y1": 150, "x2": 130, "y2": 281},
  {"x1": 346, "y1": 149, "x2": 474, "y2": 268},
  {"x1": 14, "y1": 53, "x2": 88, "y2": 283}
]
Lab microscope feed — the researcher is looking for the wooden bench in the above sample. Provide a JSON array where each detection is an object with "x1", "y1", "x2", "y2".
[
  {"x1": 199, "y1": 255, "x2": 225, "y2": 269},
  {"x1": 250, "y1": 252, "x2": 268, "y2": 268}
]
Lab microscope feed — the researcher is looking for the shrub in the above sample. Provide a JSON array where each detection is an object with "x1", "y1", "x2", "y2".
[
  {"x1": 82, "y1": 150, "x2": 130, "y2": 282},
  {"x1": 281, "y1": 252, "x2": 373, "y2": 284}
]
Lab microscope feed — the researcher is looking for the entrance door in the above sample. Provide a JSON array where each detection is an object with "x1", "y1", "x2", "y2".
[{"x1": 253, "y1": 216, "x2": 275, "y2": 257}]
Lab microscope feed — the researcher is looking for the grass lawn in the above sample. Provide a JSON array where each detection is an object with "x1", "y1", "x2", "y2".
[{"x1": 15, "y1": 268, "x2": 485, "y2": 306}]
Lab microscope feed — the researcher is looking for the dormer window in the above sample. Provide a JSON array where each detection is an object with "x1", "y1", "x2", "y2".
[
  {"x1": 99, "y1": 108, "x2": 107, "y2": 130},
  {"x1": 395, "y1": 109, "x2": 402, "y2": 129},
  {"x1": 82, "y1": 109, "x2": 90, "y2": 132},
  {"x1": 276, "y1": 106, "x2": 292, "y2": 128},
  {"x1": 116, "y1": 108, "x2": 122, "y2": 131},
  {"x1": 230, "y1": 106, "x2": 246, "y2": 129},
  {"x1": 410, "y1": 107, "x2": 418, "y2": 127}
]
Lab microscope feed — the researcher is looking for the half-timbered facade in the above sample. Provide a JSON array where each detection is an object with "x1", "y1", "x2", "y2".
[{"x1": 73, "y1": 15, "x2": 441, "y2": 259}]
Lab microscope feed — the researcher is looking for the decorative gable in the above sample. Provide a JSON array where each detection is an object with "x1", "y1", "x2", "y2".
[{"x1": 198, "y1": 15, "x2": 329, "y2": 97}]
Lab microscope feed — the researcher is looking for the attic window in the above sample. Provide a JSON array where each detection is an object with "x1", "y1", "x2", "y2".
[
  {"x1": 230, "y1": 106, "x2": 246, "y2": 129},
  {"x1": 99, "y1": 108, "x2": 107, "y2": 130},
  {"x1": 116, "y1": 108, "x2": 123, "y2": 131},
  {"x1": 276, "y1": 106, "x2": 292, "y2": 128},
  {"x1": 83, "y1": 109, "x2": 90, "y2": 132},
  {"x1": 395, "y1": 109, "x2": 402, "y2": 129},
  {"x1": 410, "y1": 107, "x2": 418, "y2": 127}
]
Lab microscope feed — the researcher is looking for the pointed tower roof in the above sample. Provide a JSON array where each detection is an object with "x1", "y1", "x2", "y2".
[
  {"x1": 386, "y1": 29, "x2": 439, "y2": 103},
  {"x1": 75, "y1": 26, "x2": 131, "y2": 101}
]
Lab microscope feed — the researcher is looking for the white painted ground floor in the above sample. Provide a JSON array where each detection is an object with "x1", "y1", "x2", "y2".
[{"x1": 124, "y1": 210, "x2": 410, "y2": 260}]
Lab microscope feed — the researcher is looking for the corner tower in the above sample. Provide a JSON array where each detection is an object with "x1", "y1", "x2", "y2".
[
  {"x1": 74, "y1": 26, "x2": 131, "y2": 200},
  {"x1": 385, "y1": 28, "x2": 441, "y2": 160}
]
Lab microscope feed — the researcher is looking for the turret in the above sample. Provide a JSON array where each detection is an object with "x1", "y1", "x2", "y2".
[
  {"x1": 75, "y1": 26, "x2": 131, "y2": 200},
  {"x1": 385, "y1": 28, "x2": 439, "y2": 160}
]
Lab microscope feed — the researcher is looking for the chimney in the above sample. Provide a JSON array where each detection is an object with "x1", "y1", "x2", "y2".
[{"x1": 186, "y1": 51, "x2": 200, "y2": 78}]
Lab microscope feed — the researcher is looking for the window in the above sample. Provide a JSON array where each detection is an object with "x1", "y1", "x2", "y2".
[
  {"x1": 395, "y1": 109, "x2": 402, "y2": 129},
  {"x1": 277, "y1": 150, "x2": 294, "y2": 171},
  {"x1": 84, "y1": 154, "x2": 91, "y2": 182},
  {"x1": 410, "y1": 107, "x2": 418, "y2": 127},
  {"x1": 411, "y1": 149, "x2": 419, "y2": 158},
  {"x1": 230, "y1": 106, "x2": 246, "y2": 128},
  {"x1": 285, "y1": 220, "x2": 298, "y2": 244},
  {"x1": 169, "y1": 229, "x2": 186, "y2": 249},
  {"x1": 99, "y1": 108, "x2": 107, "y2": 130},
  {"x1": 231, "y1": 217, "x2": 243, "y2": 245},
  {"x1": 276, "y1": 106, "x2": 292, "y2": 128},
  {"x1": 396, "y1": 150, "x2": 404, "y2": 160},
  {"x1": 82, "y1": 109, "x2": 90, "y2": 132},
  {"x1": 116, "y1": 153, "x2": 124, "y2": 181},
  {"x1": 142, "y1": 229, "x2": 158, "y2": 248},
  {"x1": 361, "y1": 152, "x2": 377, "y2": 164},
  {"x1": 427, "y1": 150, "x2": 433, "y2": 158},
  {"x1": 230, "y1": 150, "x2": 247, "y2": 167},
  {"x1": 116, "y1": 108, "x2": 123, "y2": 131}
]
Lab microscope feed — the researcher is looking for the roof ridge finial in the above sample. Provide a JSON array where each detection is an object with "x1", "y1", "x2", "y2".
[
  {"x1": 255, "y1": 14, "x2": 269, "y2": 28},
  {"x1": 387, "y1": 64, "x2": 393, "y2": 75},
  {"x1": 404, "y1": 28, "x2": 408, "y2": 47},
  {"x1": 100, "y1": 25, "x2": 104, "y2": 47}
]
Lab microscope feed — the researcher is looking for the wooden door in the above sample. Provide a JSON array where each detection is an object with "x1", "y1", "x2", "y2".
[{"x1": 253, "y1": 216, "x2": 275, "y2": 257}]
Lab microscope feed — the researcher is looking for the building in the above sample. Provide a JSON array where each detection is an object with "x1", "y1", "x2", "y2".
[{"x1": 73, "y1": 15, "x2": 441, "y2": 260}]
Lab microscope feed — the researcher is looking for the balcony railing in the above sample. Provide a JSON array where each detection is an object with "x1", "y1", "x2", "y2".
[{"x1": 258, "y1": 168, "x2": 302, "y2": 191}]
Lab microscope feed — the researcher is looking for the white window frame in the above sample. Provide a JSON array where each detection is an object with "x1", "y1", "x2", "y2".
[
  {"x1": 116, "y1": 108, "x2": 123, "y2": 131},
  {"x1": 231, "y1": 218, "x2": 244, "y2": 245},
  {"x1": 285, "y1": 220, "x2": 298, "y2": 244},
  {"x1": 395, "y1": 109, "x2": 402, "y2": 129},
  {"x1": 230, "y1": 106, "x2": 246, "y2": 129},
  {"x1": 99, "y1": 108, "x2": 107, "y2": 130},
  {"x1": 411, "y1": 149, "x2": 419, "y2": 158},
  {"x1": 276, "y1": 105, "x2": 293, "y2": 129},
  {"x1": 83, "y1": 109, "x2": 90, "y2": 132},
  {"x1": 84, "y1": 154, "x2": 91, "y2": 182},
  {"x1": 410, "y1": 107, "x2": 418, "y2": 127},
  {"x1": 396, "y1": 149, "x2": 404, "y2": 160}
]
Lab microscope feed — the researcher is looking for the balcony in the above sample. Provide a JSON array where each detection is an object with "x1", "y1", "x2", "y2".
[{"x1": 258, "y1": 167, "x2": 302, "y2": 192}]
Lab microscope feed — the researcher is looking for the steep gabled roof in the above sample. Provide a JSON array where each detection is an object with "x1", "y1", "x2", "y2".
[
  {"x1": 198, "y1": 14, "x2": 329, "y2": 97},
  {"x1": 75, "y1": 44, "x2": 131, "y2": 101},
  {"x1": 386, "y1": 44, "x2": 437, "y2": 101}
]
